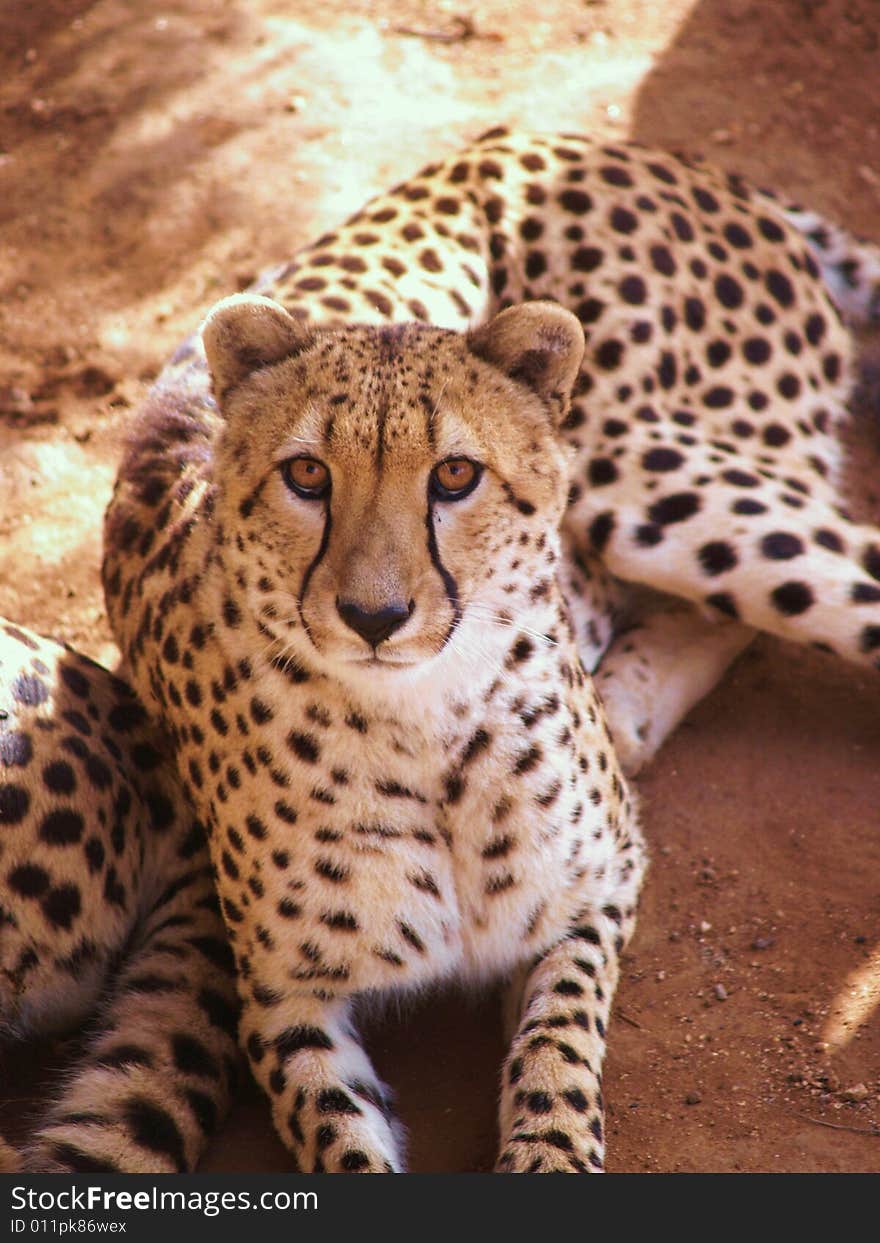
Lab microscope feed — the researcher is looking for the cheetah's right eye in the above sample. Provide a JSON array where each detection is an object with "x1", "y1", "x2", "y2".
[{"x1": 281, "y1": 457, "x2": 331, "y2": 499}]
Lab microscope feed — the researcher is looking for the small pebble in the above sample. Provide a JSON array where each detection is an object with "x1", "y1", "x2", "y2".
[
  {"x1": 840, "y1": 1083, "x2": 871, "y2": 1103},
  {"x1": 685, "y1": 1092, "x2": 702, "y2": 1106},
  {"x1": 751, "y1": 936, "x2": 775, "y2": 951},
  {"x1": 713, "y1": 983, "x2": 728, "y2": 1002}
]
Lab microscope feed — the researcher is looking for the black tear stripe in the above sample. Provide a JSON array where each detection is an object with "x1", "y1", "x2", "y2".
[
  {"x1": 375, "y1": 387, "x2": 390, "y2": 471},
  {"x1": 297, "y1": 493, "x2": 333, "y2": 644},
  {"x1": 425, "y1": 497, "x2": 461, "y2": 646}
]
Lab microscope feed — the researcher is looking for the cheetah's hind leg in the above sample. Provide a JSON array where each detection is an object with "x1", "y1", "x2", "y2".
[
  {"x1": 0, "y1": 619, "x2": 239, "y2": 1172},
  {"x1": 21, "y1": 829, "x2": 240, "y2": 1173},
  {"x1": 559, "y1": 539, "x2": 753, "y2": 776},
  {"x1": 593, "y1": 588, "x2": 754, "y2": 776}
]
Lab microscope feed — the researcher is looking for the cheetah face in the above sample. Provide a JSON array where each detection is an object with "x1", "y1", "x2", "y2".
[{"x1": 203, "y1": 296, "x2": 584, "y2": 689}]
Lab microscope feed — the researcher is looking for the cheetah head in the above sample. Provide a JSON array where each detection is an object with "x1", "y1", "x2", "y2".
[{"x1": 202, "y1": 294, "x2": 584, "y2": 695}]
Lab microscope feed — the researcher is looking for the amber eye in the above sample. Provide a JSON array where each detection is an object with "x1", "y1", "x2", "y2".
[
  {"x1": 430, "y1": 457, "x2": 482, "y2": 501},
  {"x1": 281, "y1": 456, "x2": 330, "y2": 499}
]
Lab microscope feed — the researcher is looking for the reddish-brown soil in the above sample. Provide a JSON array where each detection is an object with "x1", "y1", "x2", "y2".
[{"x1": 1, "y1": 0, "x2": 878, "y2": 1173}]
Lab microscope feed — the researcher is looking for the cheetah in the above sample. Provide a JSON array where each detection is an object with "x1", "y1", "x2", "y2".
[
  {"x1": 101, "y1": 128, "x2": 880, "y2": 1173},
  {"x1": 0, "y1": 619, "x2": 239, "y2": 1171}
]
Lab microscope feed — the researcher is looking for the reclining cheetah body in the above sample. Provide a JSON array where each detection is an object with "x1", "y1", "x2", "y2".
[{"x1": 83, "y1": 126, "x2": 877, "y2": 1173}]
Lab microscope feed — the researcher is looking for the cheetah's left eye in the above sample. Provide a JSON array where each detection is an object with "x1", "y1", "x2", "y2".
[
  {"x1": 281, "y1": 456, "x2": 331, "y2": 499},
  {"x1": 430, "y1": 458, "x2": 482, "y2": 501}
]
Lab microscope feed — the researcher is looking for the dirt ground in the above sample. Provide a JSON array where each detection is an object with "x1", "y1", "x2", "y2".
[{"x1": 1, "y1": 0, "x2": 879, "y2": 1173}]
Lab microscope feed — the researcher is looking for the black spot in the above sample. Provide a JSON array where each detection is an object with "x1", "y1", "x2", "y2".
[
  {"x1": 588, "y1": 457, "x2": 619, "y2": 485},
  {"x1": 805, "y1": 313, "x2": 826, "y2": 346},
  {"x1": 572, "y1": 246, "x2": 603, "y2": 272},
  {"x1": 693, "y1": 186, "x2": 719, "y2": 213},
  {"x1": 40, "y1": 809, "x2": 85, "y2": 846},
  {"x1": 341, "y1": 1150, "x2": 371, "y2": 1171},
  {"x1": 288, "y1": 731, "x2": 320, "y2": 763},
  {"x1": 609, "y1": 206, "x2": 637, "y2": 234},
  {"x1": 698, "y1": 542, "x2": 738, "y2": 575},
  {"x1": 315, "y1": 858, "x2": 349, "y2": 883},
  {"x1": 723, "y1": 222, "x2": 752, "y2": 248},
  {"x1": 12, "y1": 673, "x2": 49, "y2": 707},
  {"x1": 703, "y1": 386, "x2": 734, "y2": 408},
  {"x1": 635, "y1": 523, "x2": 663, "y2": 547},
  {"x1": 743, "y1": 337, "x2": 771, "y2": 365},
  {"x1": 84, "y1": 837, "x2": 105, "y2": 873},
  {"x1": 0, "y1": 784, "x2": 30, "y2": 824},
  {"x1": 514, "y1": 744, "x2": 542, "y2": 774},
  {"x1": 185, "y1": 1089, "x2": 218, "y2": 1136},
  {"x1": 852, "y1": 583, "x2": 880, "y2": 603},
  {"x1": 771, "y1": 581, "x2": 814, "y2": 616},
  {"x1": 650, "y1": 245, "x2": 676, "y2": 276},
  {"x1": 41, "y1": 884, "x2": 81, "y2": 929},
  {"x1": 0, "y1": 732, "x2": 32, "y2": 767},
  {"x1": 815, "y1": 528, "x2": 844, "y2": 553},
  {"x1": 85, "y1": 755, "x2": 113, "y2": 790},
  {"x1": 8, "y1": 862, "x2": 49, "y2": 897},
  {"x1": 600, "y1": 164, "x2": 632, "y2": 187},
  {"x1": 684, "y1": 298, "x2": 705, "y2": 331},
  {"x1": 721, "y1": 469, "x2": 759, "y2": 488},
  {"x1": 588, "y1": 512, "x2": 615, "y2": 552},
  {"x1": 595, "y1": 340, "x2": 623, "y2": 370},
  {"x1": 321, "y1": 909, "x2": 359, "y2": 931},
  {"x1": 123, "y1": 1098, "x2": 187, "y2": 1172},
  {"x1": 276, "y1": 1025, "x2": 334, "y2": 1059},
  {"x1": 43, "y1": 760, "x2": 76, "y2": 793},
  {"x1": 47, "y1": 1145, "x2": 120, "y2": 1174},
  {"x1": 525, "y1": 250, "x2": 547, "y2": 280},
  {"x1": 642, "y1": 447, "x2": 684, "y2": 472},
  {"x1": 658, "y1": 351, "x2": 677, "y2": 389},
  {"x1": 172, "y1": 1034, "x2": 218, "y2": 1079},
  {"x1": 757, "y1": 216, "x2": 785, "y2": 243},
  {"x1": 714, "y1": 274, "x2": 744, "y2": 309},
  {"x1": 763, "y1": 424, "x2": 791, "y2": 448},
  {"x1": 761, "y1": 532, "x2": 804, "y2": 560},
  {"x1": 777, "y1": 373, "x2": 801, "y2": 400},
  {"x1": 766, "y1": 269, "x2": 795, "y2": 307},
  {"x1": 619, "y1": 275, "x2": 647, "y2": 304},
  {"x1": 197, "y1": 988, "x2": 240, "y2": 1037},
  {"x1": 864, "y1": 547, "x2": 880, "y2": 582},
  {"x1": 706, "y1": 340, "x2": 731, "y2": 368},
  {"x1": 647, "y1": 492, "x2": 701, "y2": 525},
  {"x1": 317, "y1": 1088, "x2": 361, "y2": 1115},
  {"x1": 559, "y1": 189, "x2": 593, "y2": 214}
]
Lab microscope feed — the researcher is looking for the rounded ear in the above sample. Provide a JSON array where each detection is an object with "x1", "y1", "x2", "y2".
[
  {"x1": 201, "y1": 294, "x2": 315, "y2": 402},
  {"x1": 467, "y1": 302, "x2": 585, "y2": 423}
]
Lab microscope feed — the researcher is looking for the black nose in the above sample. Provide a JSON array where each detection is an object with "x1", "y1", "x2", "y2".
[{"x1": 336, "y1": 598, "x2": 414, "y2": 647}]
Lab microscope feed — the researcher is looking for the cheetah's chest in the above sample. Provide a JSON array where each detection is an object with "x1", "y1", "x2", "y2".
[{"x1": 193, "y1": 680, "x2": 618, "y2": 993}]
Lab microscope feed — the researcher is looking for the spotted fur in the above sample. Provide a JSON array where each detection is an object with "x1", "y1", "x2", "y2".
[
  {"x1": 100, "y1": 127, "x2": 880, "y2": 1172},
  {"x1": 0, "y1": 620, "x2": 238, "y2": 1171}
]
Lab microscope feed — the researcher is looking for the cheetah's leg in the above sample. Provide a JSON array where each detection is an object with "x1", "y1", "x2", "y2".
[
  {"x1": 240, "y1": 993, "x2": 403, "y2": 1173},
  {"x1": 22, "y1": 845, "x2": 239, "y2": 1173},
  {"x1": 497, "y1": 902, "x2": 637, "y2": 1173},
  {"x1": 573, "y1": 484, "x2": 880, "y2": 671},
  {"x1": 593, "y1": 591, "x2": 754, "y2": 775}
]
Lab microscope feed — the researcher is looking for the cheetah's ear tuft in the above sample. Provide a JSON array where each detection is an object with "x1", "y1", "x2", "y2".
[
  {"x1": 202, "y1": 294, "x2": 315, "y2": 403},
  {"x1": 467, "y1": 302, "x2": 585, "y2": 424}
]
